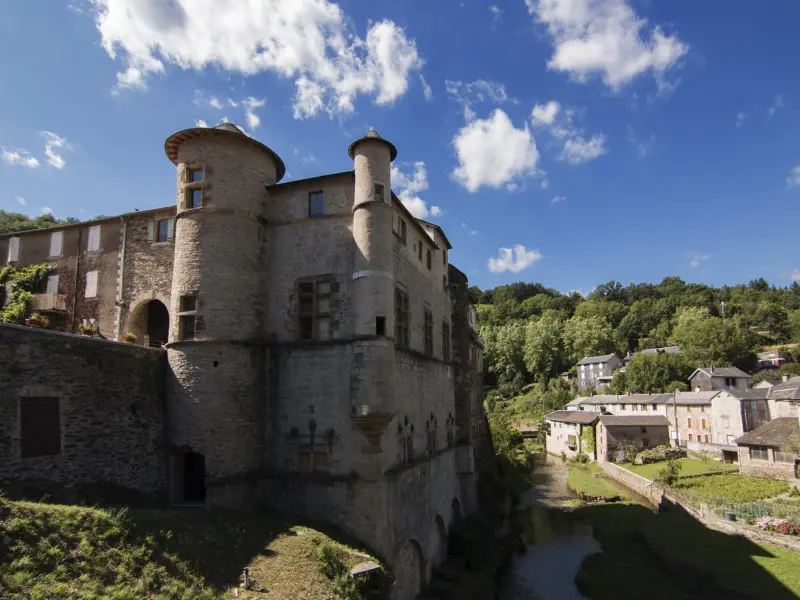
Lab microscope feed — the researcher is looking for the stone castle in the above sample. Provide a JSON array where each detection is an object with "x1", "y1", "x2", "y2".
[{"x1": 0, "y1": 123, "x2": 486, "y2": 599}]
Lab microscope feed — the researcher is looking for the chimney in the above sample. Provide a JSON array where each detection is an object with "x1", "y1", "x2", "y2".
[{"x1": 710, "y1": 366, "x2": 715, "y2": 374}]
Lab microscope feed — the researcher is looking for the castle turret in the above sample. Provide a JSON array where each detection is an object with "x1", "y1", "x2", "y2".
[
  {"x1": 348, "y1": 130, "x2": 398, "y2": 466},
  {"x1": 163, "y1": 123, "x2": 285, "y2": 506}
]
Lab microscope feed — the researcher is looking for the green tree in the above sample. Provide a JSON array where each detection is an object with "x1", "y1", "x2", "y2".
[
  {"x1": 755, "y1": 301, "x2": 791, "y2": 342},
  {"x1": 670, "y1": 312, "x2": 757, "y2": 370},
  {"x1": 625, "y1": 354, "x2": 691, "y2": 394},
  {"x1": 480, "y1": 322, "x2": 527, "y2": 385},
  {"x1": 573, "y1": 299, "x2": 628, "y2": 327},
  {"x1": 563, "y1": 315, "x2": 615, "y2": 364},
  {"x1": 523, "y1": 313, "x2": 565, "y2": 382},
  {"x1": 607, "y1": 370, "x2": 627, "y2": 394},
  {"x1": 616, "y1": 298, "x2": 673, "y2": 352}
]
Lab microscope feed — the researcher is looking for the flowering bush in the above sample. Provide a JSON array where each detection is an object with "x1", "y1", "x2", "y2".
[{"x1": 751, "y1": 516, "x2": 800, "y2": 536}]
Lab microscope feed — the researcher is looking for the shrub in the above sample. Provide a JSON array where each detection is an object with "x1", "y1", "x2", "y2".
[
  {"x1": 28, "y1": 312, "x2": 49, "y2": 327},
  {"x1": 636, "y1": 444, "x2": 686, "y2": 465},
  {"x1": 655, "y1": 459, "x2": 681, "y2": 486},
  {"x1": 623, "y1": 442, "x2": 638, "y2": 465},
  {"x1": 122, "y1": 331, "x2": 137, "y2": 342}
]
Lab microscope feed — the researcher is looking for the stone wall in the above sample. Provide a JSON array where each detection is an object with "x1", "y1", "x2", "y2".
[
  {"x1": 0, "y1": 323, "x2": 167, "y2": 498},
  {"x1": 599, "y1": 462, "x2": 665, "y2": 506},
  {"x1": 738, "y1": 446, "x2": 798, "y2": 480}
]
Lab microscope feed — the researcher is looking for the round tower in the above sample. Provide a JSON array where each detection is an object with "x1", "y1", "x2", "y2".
[
  {"x1": 348, "y1": 130, "x2": 398, "y2": 462},
  {"x1": 163, "y1": 122, "x2": 285, "y2": 507}
]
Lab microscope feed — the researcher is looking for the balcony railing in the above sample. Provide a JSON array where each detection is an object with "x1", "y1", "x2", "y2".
[{"x1": 29, "y1": 293, "x2": 67, "y2": 312}]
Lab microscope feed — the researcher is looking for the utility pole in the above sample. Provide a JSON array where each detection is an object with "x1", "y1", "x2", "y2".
[{"x1": 672, "y1": 388, "x2": 680, "y2": 447}]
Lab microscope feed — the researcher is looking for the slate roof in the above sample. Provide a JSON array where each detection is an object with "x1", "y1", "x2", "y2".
[
  {"x1": 625, "y1": 346, "x2": 682, "y2": 362},
  {"x1": 576, "y1": 354, "x2": 620, "y2": 366},
  {"x1": 767, "y1": 377, "x2": 800, "y2": 401},
  {"x1": 721, "y1": 388, "x2": 769, "y2": 400},
  {"x1": 598, "y1": 415, "x2": 670, "y2": 427},
  {"x1": 544, "y1": 411, "x2": 600, "y2": 425},
  {"x1": 568, "y1": 394, "x2": 671, "y2": 407},
  {"x1": 689, "y1": 367, "x2": 750, "y2": 380},
  {"x1": 665, "y1": 391, "x2": 722, "y2": 406},
  {"x1": 735, "y1": 418, "x2": 800, "y2": 448}
]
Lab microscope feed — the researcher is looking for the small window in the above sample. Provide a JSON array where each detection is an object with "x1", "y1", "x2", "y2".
[
  {"x1": 189, "y1": 168, "x2": 203, "y2": 183},
  {"x1": 374, "y1": 183, "x2": 385, "y2": 203},
  {"x1": 701, "y1": 419, "x2": 707, "y2": 429},
  {"x1": 156, "y1": 219, "x2": 171, "y2": 243},
  {"x1": 87, "y1": 225, "x2": 101, "y2": 252},
  {"x1": 651, "y1": 404, "x2": 657, "y2": 410},
  {"x1": 426, "y1": 250, "x2": 432, "y2": 270},
  {"x1": 640, "y1": 426, "x2": 647, "y2": 434},
  {"x1": 775, "y1": 450, "x2": 795, "y2": 463},
  {"x1": 723, "y1": 416, "x2": 730, "y2": 428},
  {"x1": 309, "y1": 191, "x2": 324, "y2": 217},
  {"x1": 180, "y1": 315, "x2": 196, "y2": 341},
  {"x1": 189, "y1": 188, "x2": 203, "y2": 209},
  {"x1": 7, "y1": 237, "x2": 20, "y2": 262},
  {"x1": 418, "y1": 241, "x2": 423, "y2": 261},
  {"x1": 84, "y1": 270, "x2": 98, "y2": 298},
  {"x1": 640, "y1": 404, "x2": 646, "y2": 411},
  {"x1": 395, "y1": 288, "x2": 409, "y2": 348},
  {"x1": 20, "y1": 397, "x2": 61, "y2": 458},
  {"x1": 179, "y1": 295, "x2": 197, "y2": 341},
  {"x1": 46, "y1": 274, "x2": 59, "y2": 295},
  {"x1": 687, "y1": 406, "x2": 692, "y2": 413},
  {"x1": 401, "y1": 220, "x2": 407, "y2": 246},
  {"x1": 442, "y1": 321, "x2": 450, "y2": 362},
  {"x1": 620, "y1": 404, "x2": 626, "y2": 411},
  {"x1": 443, "y1": 250, "x2": 447, "y2": 266},
  {"x1": 297, "y1": 278, "x2": 333, "y2": 340},
  {"x1": 49, "y1": 230, "x2": 63, "y2": 257},
  {"x1": 423, "y1": 308, "x2": 433, "y2": 356},
  {"x1": 180, "y1": 295, "x2": 197, "y2": 312},
  {"x1": 376, "y1": 316, "x2": 386, "y2": 336},
  {"x1": 750, "y1": 446, "x2": 769, "y2": 461},
  {"x1": 687, "y1": 418, "x2": 692, "y2": 428}
]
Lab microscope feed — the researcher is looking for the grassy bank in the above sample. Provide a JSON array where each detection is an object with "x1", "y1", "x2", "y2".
[
  {"x1": 622, "y1": 457, "x2": 737, "y2": 481},
  {"x1": 575, "y1": 502, "x2": 800, "y2": 600},
  {"x1": 0, "y1": 494, "x2": 384, "y2": 599},
  {"x1": 567, "y1": 464, "x2": 629, "y2": 503}
]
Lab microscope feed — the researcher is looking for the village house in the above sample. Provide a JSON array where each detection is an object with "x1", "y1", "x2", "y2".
[
  {"x1": 736, "y1": 418, "x2": 800, "y2": 481},
  {"x1": 576, "y1": 354, "x2": 623, "y2": 390},
  {"x1": 566, "y1": 394, "x2": 672, "y2": 418},
  {"x1": 544, "y1": 411, "x2": 599, "y2": 459},
  {"x1": 596, "y1": 415, "x2": 671, "y2": 463},
  {"x1": 664, "y1": 391, "x2": 720, "y2": 447},
  {"x1": 689, "y1": 366, "x2": 750, "y2": 392}
]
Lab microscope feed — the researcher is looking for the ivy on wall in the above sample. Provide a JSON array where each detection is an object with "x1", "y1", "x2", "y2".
[
  {"x1": 0, "y1": 262, "x2": 56, "y2": 324},
  {"x1": 581, "y1": 425, "x2": 595, "y2": 455}
]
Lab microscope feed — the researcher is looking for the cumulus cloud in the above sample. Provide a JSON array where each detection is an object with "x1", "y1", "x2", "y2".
[
  {"x1": 391, "y1": 161, "x2": 441, "y2": 219},
  {"x1": 420, "y1": 75, "x2": 433, "y2": 102},
  {"x1": 194, "y1": 91, "x2": 266, "y2": 132},
  {"x1": 551, "y1": 195, "x2": 566, "y2": 204},
  {"x1": 2, "y1": 148, "x2": 40, "y2": 168},
  {"x1": 688, "y1": 252, "x2": 711, "y2": 268},
  {"x1": 242, "y1": 97, "x2": 266, "y2": 131},
  {"x1": 15, "y1": 196, "x2": 27, "y2": 205},
  {"x1": 488, "y1": 245, "x2": 542, "y2": 273},
  {"x1": 560, "y1": 134, "x2": 606, "y2": 164},
  {"x1": 445, "y1": 79, "x2": 513, "y2": 121},
  {"x1": 195, "y1": 119, "x2": 209, "y2": 127},
  {"x1": 526, "y1": 0, "x2": 688, "y2": 90},
  {"x1": 40, "y1": 131, "x2": 71, "y2": 169},
  {"x1": 91, "y1": 0, "x2": 422, "y2": 119},
  {"x1": 787, "y1": 164, "x2": 800, "y2": 189},
  {"x1": 531, "y1": 100, "x2": 561, "y2": 126},
  {"x1": 452, "y1": 109, "x2": 539, "y2": 192}
]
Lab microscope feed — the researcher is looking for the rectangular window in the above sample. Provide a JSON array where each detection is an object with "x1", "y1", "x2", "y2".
[
  {"x1": 376, "y1": 316, "x2": 386, "y2": 336},
  {"x1": 189, "y1": 188, "x2": 203, "y2": 209},
  {"x1": 620, "y1": 404, "x2": 626, "y2": 411},
  {"x1": 49, "y1": 230, "x2": 63, "y2": 257},
  {"x1": 688, "y1": 433, "x2": 693, "y2": 441},
  {"x1": 374, "y1": 183, "x2": 385, "y2": 203},
  {"x1": 651, "y1": 404, "x2": 657, "y2": 410},
  {"x1": 84, "y1": 270, "x2": 98, "y2": 298},
  {"x1": 704, "y1": 435, "x2": 709, "y2": 443},
  {"x1": 87, "y1": 225, "x2": 101, "y2": 252},
  {"x1": 640, "y1": 404, "x2": 646, "y2": 411},
  {"x1": 395, "y1": 288, "x2": 409, "y2": 348},
  {"x1": 687, "y1": 406, "x2": 692, "y2": 413},
  {"x1": 156, "y1": 219, "x2": 170, "y2": 243},
  {"x1": 46, "y1": 274, "x2": 59, "y2": 295},
  {"x1": 442, "y1": 321, "x2": 451, "y2": 362},
  {"x1": 189, "y1": 167, "x2": 203, "y2": 183},
  {"x1": 687, "y1": 418, "x2": 692, "y2": 428},
  {"x1": 423, "y1": 308, "x2": 433, "y2": 356},
  {"x1": 20, "y1": 397, "x2": 61, "y2": 458},
  {"x1": 775, "y1": 450, "x2": 795, "y2": 463},
  {"x1": 297, "y1": 279, "x2": 332, "y2": 341},
  {"x1": 725, "y1": 377, "x2": 735, "y2": 387},
  {"x1": 723, "y1": 416, "x2": 730, "y2": 428},
  {"x1": 309, "y1": 191, "x2": 324, "y2": 217},
  {"x1": 701, "y1": 418, "x2": 707, "y2": 429},
  {"x1": 631, "y1": 404, "x2": 637, "y2": 411},
  {"x1": 426, "y1": 250, "x2": 432, "y2": 270},
  {"x1": 640, "y1": 426, "x2": 647, "y2": 434},
  {"x1": 179, "y1": 294, "x2": 197, "y2": 341},
  {"x1": 418, "y1": 241, "x2": 423, "y2": 261},
  {"x1": 750, "y1": 446, "x2": 769, "y2": 461},
  {"x1": 8, "y1": 236, "x2": 20, "y2": 262},
  {"x1": 401, "y1": 220, "x2": 407, "y2": 245}
]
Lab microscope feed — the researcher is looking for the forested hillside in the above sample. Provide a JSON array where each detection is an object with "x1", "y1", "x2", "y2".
[
  {"x1": 473, "y1": 277, "x2": 800, "y2": 423},
  {"x1": 0, "y1": 210, "x2": 108, "y2": 235}
]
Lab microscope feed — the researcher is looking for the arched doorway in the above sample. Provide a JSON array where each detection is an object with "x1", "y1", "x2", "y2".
[
  {"x1": 394, "y1": 539, "x2": 425, "y2": 599},
  {"x1": 428, "y1": 514, "x2": 447, "y2": 579},
  {"x1": 129, "y1": 299, "x2": 169, "y2": 347},
  {"x1": 183, "y1": 452, "x2": 206, "y2": 504}
]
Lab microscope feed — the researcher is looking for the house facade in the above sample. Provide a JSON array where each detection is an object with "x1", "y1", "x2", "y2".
[
  {"x1": 596, "y1": 415, "x2": 671, "y2": 463},
  {"x1": 576, "y1": 354, "x2": 623, "y2": 389},
  {"x1": 544, "y1": 411, "x2": 599, "y2": 460},
  {"x1": 736, "y1": 418, "x2": 800, "y2": 481},
  {"x1": 689, "y1": 367, "x2": 750, "y2": 392}
]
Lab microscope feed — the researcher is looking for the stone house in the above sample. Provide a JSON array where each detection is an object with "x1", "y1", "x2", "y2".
[
  {"x1": 689, "y1": 366, "x2": 750, "y2": 392},
  {"x1": 736, "y1": 418, "x2": 800, "y2": 481},
  {"x1": 544, "y1": 410, "x2": 599, "y2": 460},
  {"x1": 664, "y1": 391, "x2": 721, "y2": 446},
  {"x1": 576, "y1": 354, "x2": 623, "y2": 389},
  {"x1": 0, "y1": 123, "x2": 487, "y2": 600},
  {"x1": 596, "y1": 415, "x2": 671, "y2": 463},
  {"x1": 566, "y1": 394, "x2": 672, "y2": 418}
]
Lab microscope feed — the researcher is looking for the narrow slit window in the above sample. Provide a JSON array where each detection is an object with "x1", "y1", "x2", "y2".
[
  {"x1": 400, "y1": 220, "x2": 407, "y2": 246},
  {"x1": 309, "y1": 191, "x2": 324, "y2": 217},
  {"x1": 426, "y1": 250, "x2": 432, "y2": 270},
  {"x1": 423, "y1": 308, "x2": 433, "y2": 356},
  {"x1": 442, "y1": 321, "x2": 450, "y2": 362},
  {"x1": 376, "y1": 316, "x2": 386, "y2": 336},
  {"x1": 179, "y1": 295, "x2": 197, "y2": 341},
  {"x1": 395, "y1": 289, "x2": 409, "y2": 348},
  {"x1": 374, "y1": 183, "x2": 385, "y2": 203}
]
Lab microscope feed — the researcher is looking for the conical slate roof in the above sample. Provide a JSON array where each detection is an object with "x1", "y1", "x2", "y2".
[{"x1": 348, "y1": 128, "x2": 398, "y2": 161}]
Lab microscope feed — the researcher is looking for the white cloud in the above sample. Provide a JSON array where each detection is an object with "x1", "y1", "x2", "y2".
[
  {"x1": 688, "y1": 252, "x2": 710, "y2": 268},
  {"x1": 92, "y1": 1, "x2": 422, "y2": 119},
  {"x1": 452, "y1": 109, "x2": 539, "y2": 192},
  {"x1": 625, "y1": 125, "x2": 655, "y2": 157},
  {"x1": 531, "y1": 100, "x2": 561, "y2": 126},
  {"x1": 40, "y1": 131, "x2": 70, "y2": 169},
  {"x1": 461, "y1": 222, "x2": 478, "y2": 236},
  {"x1": 15, "y1": 196, "x2": 27, "y2": 205},
  {"x1": 787, "y1": 164, "x2": 800, "y2": 189},
  {"x1": 792, "y1": 269, "x2": 800, "y2": 282},
  {"x1": 41, "y1": 206, "x2": 53, "y2": 215},
  {"x1": 490, "y1": 5, "x2": 503, "y2": 22},
  {"x1": 195, "y1": 119, "x2": 209, "y2": 127},
  {"x1": 2, "y1": 148, "x2": 40, "y2": 168},
  {"x1": 526, "y1": 0, "x2": 688, "y2": 90},
  {"x1": 735, "y1": 111, "x2": 746, "y2": 128},
  {"x1": 768, "y1": 94, "x2": 785, "y2": 116},
  {"x1": 488, "y1": 244, "x2": 542, "y2": 273},
  {"x1": 391, "y1": 161, "x2": 441, "y2": 219},
  {"x1": 242, "y1": 96, "x2": 266, "y2": 131},
  {"x1": 420, "y1": 75, "x2": 433, "y2": 102},
  {"x1": 560, "y1": 134, "x2": 606, "y2": 164},
  {"x1": 194, "y1": 92, "x2": 265, "y2": 132},
  {"x1": 551, "y1": 195, "x2": 566, "y2": 204},
  {"x1": 445, "y1": 79, "x2": 513, "y2": 121}
]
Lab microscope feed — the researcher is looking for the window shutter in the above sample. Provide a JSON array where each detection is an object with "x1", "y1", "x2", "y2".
[
  {"x1": 85, "y1": 270, "x2": 98, "y2": 298},
  {"x1": 49, "y1": 231, "x2": 63, "y2": 257},
  {"x1": 146, "y1": 221, "x2": 155, "y2": 243},
  {"x1": 167, "y1": 218, "x2": 175, "y2": 241},
  {"x1": 46, "y1": 274, "x2": 59, "y2": 294},
  {"x1": 8, "y1": 237, "x2": 19, "y2": 262},
  {"x1": 88, "y1": 225, "x2": 101, "y2": 251}
]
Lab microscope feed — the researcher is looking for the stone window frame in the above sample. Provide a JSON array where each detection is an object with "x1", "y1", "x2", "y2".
[
  {"x1": 308, "y1": 190, "x2": 325, "y2": 217},
  {"x1": 441, "y1": 320, "x2": 450, "y2": 363},
  {"x1": 394, "y1": 287, "x2": 410, "y2": 349},
  {"x1": 178, "y1": 294, "x2": 198, "y2": 341},
  {"x1": 374, "y1": 182, "x2": 385, "y2": 203},
  {"x1": 155, "y1": 218, "x2": 174, "y2": 243},
  {"x1": 423, "y1": 306, "x2": 433, "y2": 356},
  {"x1": 749, "y1": 445, "x2": 770, "y2": 461},
  {"x1": 297, "y1": 276, "x2": 334, "y2": 341},
  {"x1": 183, "y1": 164, "x2": 204, "y2": 209}
]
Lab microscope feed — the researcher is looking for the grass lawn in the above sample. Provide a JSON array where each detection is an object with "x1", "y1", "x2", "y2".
[
  {"x1": 672, "y1": 474, "x2": 790, "y2": 503},
  {"x1": 567, "y1": 465, "x2": 629, "y2": 502},
  {"x1": 0, "y1": 493, "x2": 385, "y2": 600},
  {"x1": 623, "y1": 457, "x2": 738, "y2": 481},
  {"x1": 575, "y1": 502, "x2": 800, "y2": 600}
]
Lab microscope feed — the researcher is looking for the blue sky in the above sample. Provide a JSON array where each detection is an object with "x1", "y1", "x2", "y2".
[{"x1": 1, "y1": 0, "x2": 799, "y2": 293}]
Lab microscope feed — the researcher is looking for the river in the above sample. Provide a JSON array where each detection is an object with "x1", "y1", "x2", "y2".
[{"x1": 498, "y1": 453, "x2": 650, "y2": 600}]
